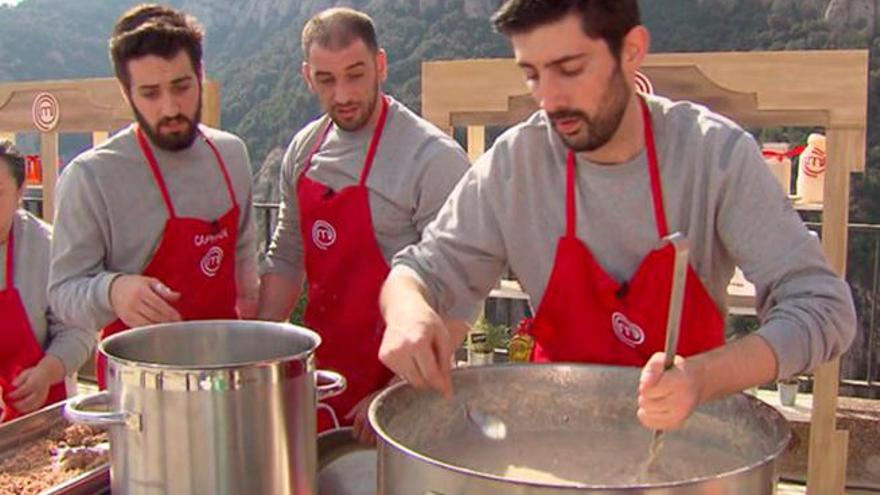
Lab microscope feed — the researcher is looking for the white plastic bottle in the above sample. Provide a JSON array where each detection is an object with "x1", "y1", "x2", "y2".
[{"x1": 796, "y1": 133, "x2": 827, "y2": 204}]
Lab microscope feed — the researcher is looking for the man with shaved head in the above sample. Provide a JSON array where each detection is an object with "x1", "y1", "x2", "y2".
[{"x1": 258, "y1": 7, "x2": 471, "y2": 439}]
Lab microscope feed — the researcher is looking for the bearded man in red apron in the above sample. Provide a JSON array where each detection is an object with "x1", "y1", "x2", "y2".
[
  {"x1": 377, "y1": 0, "x2": 855, "y2": 432},
  {"x1": 48, "y1": 5, "x2": 259, "y2": 389},
  {"x1": 258, "y1": 8, "x2": 470, "y2": 440}
]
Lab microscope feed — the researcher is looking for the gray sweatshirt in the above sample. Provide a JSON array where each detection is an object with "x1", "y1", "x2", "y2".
[
  {"x1": 394, "y1": 95, "x2": 856, "y2": 379},
  {"x1": 262, "y1": 96, "x2": 470, "y2": 280},
  {"x1": 2, "y1": 210, "x2": 95, "y2": 374},
  {"x1": 48, "y1": 124, "x2": 259, "y2": 331}
]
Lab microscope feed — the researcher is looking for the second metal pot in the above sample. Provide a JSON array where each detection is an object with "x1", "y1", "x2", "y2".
[{"x1": 65, "y1": 320, "x2": 345, "y2": 495}]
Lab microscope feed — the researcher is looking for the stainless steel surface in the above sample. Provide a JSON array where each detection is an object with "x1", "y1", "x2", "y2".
[
  {"x1": 648, "y1": 232, "x2": 690, "y2": 462},
  {"x1": 0, "y1": 400, "x2": 110, "y2": 495},
  {"x1": 64, "y1": 320, "x2": 342, "y2": 495},
  {"x1": 316, "y1": 427, "x2": 377, "y2": 495},
  {"x1": 370, "y1": 364, "x2": 791, "y2": 494}
]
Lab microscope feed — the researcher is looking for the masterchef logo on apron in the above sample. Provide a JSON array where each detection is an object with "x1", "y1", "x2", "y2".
[
  {"x1": 611, "y1": 312, "x2": 645, "y2": 348},
  {"x1": 200, "y1": 246, "x2": 224, "y2": 277},
  {"x1": 312, "y1": 220, "x2": 337, "y2": 250}
]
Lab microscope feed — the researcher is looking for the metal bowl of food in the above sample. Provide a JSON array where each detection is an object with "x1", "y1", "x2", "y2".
[{"x1": 370, "y1": 364, "x2": 790, "y2": 494}]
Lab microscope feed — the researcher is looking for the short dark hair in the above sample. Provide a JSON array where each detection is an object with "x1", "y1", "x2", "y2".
[
  {"x1": 301, "y1": 7, "x2": 379, "y2": 59},
  {"x1": 491, "y1": 0, "x2": 641, "y2": 58},
  {"x1": 0, "y1": 140, "x2": 25, "y2": 189},
  {"x1": 109, "y1": 4, "x2": 204, "y2": 89}
]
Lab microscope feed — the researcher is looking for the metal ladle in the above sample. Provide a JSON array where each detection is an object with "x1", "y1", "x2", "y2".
[
  {"x1": 453, "y1": 371, "x2": 507, "y2": 440},
  {"x1": 463, "y1": 401, "x2": 507, "y2": 440},
  {"x1": 645, "y1": 232, "x2": 689, "y2": 468}
]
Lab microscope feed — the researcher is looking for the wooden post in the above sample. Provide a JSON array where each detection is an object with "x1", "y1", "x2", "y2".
[
  {"x1": 92, "y1": 131, "x2": 109, "y2": 147},
  {"x1": 40, "y1": 132, "x2": 58, "y2": 223},
  {"x1": 806, "y1": 127, "x2": 859, "y2": 495},
  {"x1": 467, "y1": 126, "x2": 485, "y2": 164},
  {"x1": 202, "y1": 81, "x2": 221, "y2": 128}
]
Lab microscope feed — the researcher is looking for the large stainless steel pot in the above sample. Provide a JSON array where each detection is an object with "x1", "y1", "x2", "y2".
[
  {"x1": 370, "y1": 364, "x2": 790, "y2": 494},
  {"x1": 64, "y1": 320, "x2": 345, "y2": 495}
]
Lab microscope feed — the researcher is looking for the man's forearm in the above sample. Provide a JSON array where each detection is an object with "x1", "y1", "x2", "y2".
[
  {"x1": 49, "y1": 272, "x2": 120, "y2": 331},
  {"x1": 256, "y1": 273, "x2": 302, "y2": 321},
  {"x1": 691, "y1": 333, "x2": 779, "y2": 405},
  {"x1": 380, "y1": 269, "x2": 433, "y2": 321}
]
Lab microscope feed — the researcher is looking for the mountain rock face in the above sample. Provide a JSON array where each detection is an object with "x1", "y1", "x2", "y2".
[{"x1": 825, "y1": 0, "x2": 876, "y2": 33}]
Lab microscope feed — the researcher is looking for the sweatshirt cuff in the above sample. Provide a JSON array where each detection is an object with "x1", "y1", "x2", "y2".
[
  {"x1": 96, "y1": 272, "x2": 123, "y2": 318},
  {"x1": 757, "y1": 319, "x2": 809, "y2": 380}
]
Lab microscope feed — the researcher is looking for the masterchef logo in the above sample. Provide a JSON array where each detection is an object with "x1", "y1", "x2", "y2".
[
  {"x1": 802, "y1": 148, "x2": 827, "y2": 178},
  {"x1": 611, "y1": 312, "x2": 645, "y2": 348},
  {"x1": 200, "y1": 246, "x2": 224, "y2": 277},
  {"x1": 194, "y1": 228, "x2": 229, "y2": 247},
  {"x1": 312, "y1": 220, "x2": 337, "y2": 250},
  {"x1": 32, "y1": 92, "x2": 60, "y2": 133}
]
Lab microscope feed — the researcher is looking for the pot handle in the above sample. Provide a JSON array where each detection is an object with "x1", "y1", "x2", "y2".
[
  {"x1": 64, "y1": 391, "x2": 142, "y2": 431},
  {"x1": 316, "y1": 370, "x2": 346, "y2": 400}
]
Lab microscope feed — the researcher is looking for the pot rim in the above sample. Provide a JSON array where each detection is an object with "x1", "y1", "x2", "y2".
[
  {"x1": 98, "y1": 319, "x2": 322, "y2": 372},
  {"x1": 369, "y1": 363, "x2": 792, "y2": 490}
]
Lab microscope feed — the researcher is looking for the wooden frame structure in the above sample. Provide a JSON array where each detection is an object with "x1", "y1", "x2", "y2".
[
  {"x1": 0, "y1": 77, "x2": 220, "y2": 220},
  {"x1": 422, "y1": 50, "x2": 869, "y2": 495}
]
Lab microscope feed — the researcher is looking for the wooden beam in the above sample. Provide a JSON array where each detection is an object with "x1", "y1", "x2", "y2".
[
  {"x1": 466, "y1": 126, "x2": 485, "y2": 164},
  {"x1": 806, "y1": 127, "x2": 856, "y2": 495},
  {"x1": 202, "y1": 81, "x2": 221, "y2": 128},
  {"x1": 40, "y1": 132, "x2": 58, "y2": 223}
]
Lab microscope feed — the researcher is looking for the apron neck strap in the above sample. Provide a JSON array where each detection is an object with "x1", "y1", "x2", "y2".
[
  {"x1": 135, "y1": 125, "x2": 238, "y2": 219},
  {"x1": 564, "y1": 95, "x2": 669, "y2": 239},
  {"x1": 640, "y1": 96, "x2": 669, "y2": 238},
  {"x1": 201, "y1": 133, "x2": 239, "y2": 209},
  {"x1": 565, "y1": 151, "x2": 577, "y2": 238},
  {"x1": 4, "y1": 226, "x2": 13, "y2": 289},
  {"x1": 303, "y1": 95, "x2": 391, "y2": 187},
  {"x1": 136, "y1": 125, "x2": 177, "y2": 218},
  {"x1": 359, "y1": 95, "x2": 390, "y2": 186}
]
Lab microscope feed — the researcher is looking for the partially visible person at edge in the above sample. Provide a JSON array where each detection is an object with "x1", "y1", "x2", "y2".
[
  {"x1": 257, "y1": 7, "x2": 472, "y2": 441},
  {"x1": 0, "y1": 141, "x2": 94, "y2": 422},
  {"x1": 49, "y1": 4, "x2": 259, "y2": 389},
  {"x1": 377, "y1": 0, "x2": 856, "y2": 432}
]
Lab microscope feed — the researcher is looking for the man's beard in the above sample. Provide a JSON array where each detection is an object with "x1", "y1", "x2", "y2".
[
  {"x1": 329, "y1": 86, "x2": 379, "y2": 132},
  {"x1": 135, "y1": 100, "x2": 202, "y2": 152},
  {"x1": 547, "y1": 65, "x2": 631, "y2": 153}
]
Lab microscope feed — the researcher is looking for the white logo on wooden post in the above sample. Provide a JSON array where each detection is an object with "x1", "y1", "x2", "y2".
[
  {"x1": 32, "y1": 92, "x2": 60, "y2": 132},
  {"x1": 200, "y1": 246, "x2": 224, "y2": 277},
  {"x1": 611, "y1": 312, "x2": 646, "y2": 348},
  {"x1": 312, "y1": 220, "x2": 337, "y2": 250}
]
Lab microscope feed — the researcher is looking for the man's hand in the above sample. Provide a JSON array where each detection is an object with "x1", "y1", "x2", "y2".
[
  {"x1": 8, "y1": 355, "x2": 65, "y2": 414},
  {"x1": 379, "y1": 297, "x2": 455, "y2": 399},
  {"x1": 110, "y1": 275, "x2": 181, "y2": 327},
  {"x1": 637, "y1": 353, "x2": 702, "y2": 431},
  {"x1": 345, "y1": 376, "x2": 405, "y2": 444},
  {"x1": 346, "y1": 391, "x2": 380, "y2": 444}
]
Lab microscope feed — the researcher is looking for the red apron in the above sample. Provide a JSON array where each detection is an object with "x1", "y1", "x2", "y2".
[
  {"x1": 96, "y1": 126, "x2": 240, "y2": 389},
  {"x1": 530, "y1": 97, "x2": 725, "y2": 365},
  {"x1": 0, "y1": 227, "x2": 67, "y2": 422},
  {"x1": 297, "y1": 96, "x2": 395, "y2": 431}
]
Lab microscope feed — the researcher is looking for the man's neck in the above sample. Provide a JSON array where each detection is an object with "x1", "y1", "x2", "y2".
[
  {"x1": 580, "y1": 93, "x2": 646, "y2": 165},
  {"x1": 354, "y1": 93, "x2": 385, "y2": 135}
]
